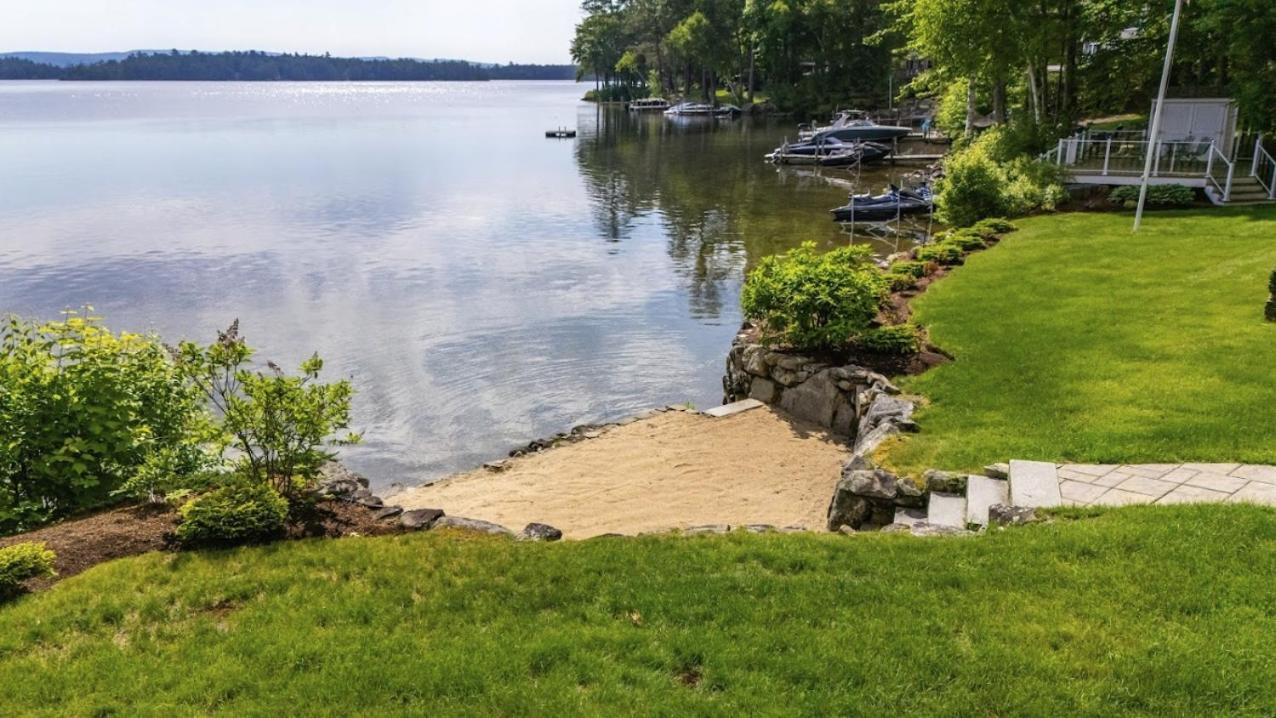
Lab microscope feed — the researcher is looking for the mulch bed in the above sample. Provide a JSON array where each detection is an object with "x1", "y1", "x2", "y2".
[{"x1": 0, "y1": 498, "x2": 405, "y2": 595}]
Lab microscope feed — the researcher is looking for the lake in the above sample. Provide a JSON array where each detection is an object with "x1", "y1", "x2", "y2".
[{"x1": 0, "y1": 80, "x2": 926, "y2": 488}]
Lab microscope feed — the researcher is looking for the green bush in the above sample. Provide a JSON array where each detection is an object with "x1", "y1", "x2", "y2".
[
  {"x1": 741, "y1": 242, "x2": 888, "y2": 351},
  {"x1": 0, "y1": 542, "x2": 55, "y2": 596},
  {"x1": 946, "y1": 229, "x2": 988, "y2": 251},
  {"x1": 916, "y1": 242, "x2": 965, "y2": 265},
  {"x1": 885, "y1": 271, "x2": 919, "y2": 291},
  {"x1": 0, "y1": 311, "x2": 208, "y2": 534},
  {"x1": 937, "y1": 128, "x2": 1066, "y2": 227},
  {"x1": 890, "y1": 260, "x2": 929, "y2": 278},
  {"x1": 175, "y1": 322, "x2": 359, "y2": 499},
  {"x1": 1108, "y1": 184, "x2": 1195, "y2": 209},
  {"x1": 176, "y1": 481, "x2": 289, "y2": 547},
  {"x1": 858, "y1": 323, "x2": 923, "y2": 355},
  {"x1": 971, "y1": 217, "x2": 1017, "y2": 236}
]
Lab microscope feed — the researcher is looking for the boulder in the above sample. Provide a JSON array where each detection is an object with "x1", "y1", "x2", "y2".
[
  {"x1": 434, "y1": 516, "x2": 515, "y2": 536},
  {"x1": 373, "y1": 506, "x2": 403, "y2": 521},
  {"x1": 483, "y1": 459, "x2": 511, "y2": 472},
  {"x1": 827, "y1": 473, "x2": 879, "y2": 531},
  {"x1": 520, "y1": 522, "x2": 563, "y2": 541},
  {"x1": 983, "y1": 463, "x2": 1011, "y2": 480},
  {"x1": 744, "y1": 524, "x2": 776, "y2": 533},
  {"x1": 861, "y1": 393, "x2": 914, "y2": 433},
  {"x1": 748, "y1": 377, "x2": 778, "y2": 403},
  {"x1": 315, "y1": 462, "x2": 368, "y2": 497},
  {"x1": 357, "y1": 495, "x2": 384, "y2": 509},
  {"x1": 846, "y1": 468, "x2": 899, "y2": 501},
  {"x1": 400, "y1": 508, "x2": 445, "y2": 531},
  {"x1": 779, "y1": 369, "x2": 842, "y2": 427},
  {"x1": 988, "y1": 504, "x2": 1037, "y2": 526},
  {"x1": 923, "y1": 469, "x2": 968, "y2": 494},
  {"x1": 894, "y1": 478, "x2": 926, "y2": 508}
]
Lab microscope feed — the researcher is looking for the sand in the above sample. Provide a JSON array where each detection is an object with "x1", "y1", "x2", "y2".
[{"x1": 395, "y1": 406, "x2": 850, "y2": 538}]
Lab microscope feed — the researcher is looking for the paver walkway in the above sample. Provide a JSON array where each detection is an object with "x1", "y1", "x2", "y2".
[{"x1": 1053, "y1": 463, "x2": 1276, "y2": 507}]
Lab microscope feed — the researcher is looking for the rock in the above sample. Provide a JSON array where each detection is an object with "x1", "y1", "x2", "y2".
[
  {"x1": 923, "y1": 469, "x2": 968, "y2": 494},
  {"x1": 744, "y1": 524, "x2": 776, "y2": 533},
  {"x1": 909, "y1": 523, "x2": 971, "y2": 537},
  {"x1": 880, "y1": 523, "x2": 913, "y2": 534},
  {"x1": 374, "y1": 506, "x2": 403, "y2": 521},
  {"x1": 741, "y1": 344, "x2": 770, "y2": 375},
  {"x1": 894, "y1": 478, "x2": 925, "y2": 508},
  {"x1": 315, "y1": 462, "x2": 368, "y2": 497},
  {"x1": 778, "y1": 369, "x2": 843, "y2": 427},
  {"x1": 483, "y1": 459, "x2": 511, "y2": 472},
  {"x1": 684, "y1": 524, "x2": 731, "y2": 535},
  {"x1": 352, "y1": 488, "x2": 373, "y2": 501},
  {"x1": 827, "y1": 477, "x2": 874, "y2": 531},
  {"x1": 989, "y1": 504, "x2": 1037, "y2": 526},
  {"x1": 748, "y1": 377, "x2": 778, "y2": 403},
  {"x1": 434, "y1": 516, "x2": 515, "y2": 536},
  {"x1": 861, "y1": 394, "x2": 914, "y2": 433},
  {"x1": 400, "y1": 508, "x2": 445, "y2": 531},
  {"x1": 843, "y1": 453, "x2": 874, "y2": 472},
  {"x1": 837, "y1": 525, "x2": 858, "y2": 535},
  {"x1": 357, "y1": 495, "x2": 384, "y2": 509},
  {"x1": 520, "y1": 522, "x2": 563, "y2": 541},
  {"x1": 846, "y1": 468, "x2": 899, "y2": 501},
  {"x1": 983, "y1": 463, "x2": 1010, "y2": 480},
  {"x1": 852, "y1": 421, "x2": 899, "y2": 457}
]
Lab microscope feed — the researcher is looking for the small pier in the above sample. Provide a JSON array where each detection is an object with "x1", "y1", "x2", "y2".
[{"x1": 545, "y1": 127, "x2": 576, "y2": 138}]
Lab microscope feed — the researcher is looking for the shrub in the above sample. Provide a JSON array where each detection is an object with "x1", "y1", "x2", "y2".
[
  {"x1": 741, "y1": 242, "x2": 888, "y2": 351},
  {"x1": 176, "y1": 480, "x2": 289, "y2": 546},
  {"x1": 916, "y1": 242, "x2": 965, "y2": 265},
  {"x1": 890, "y1": 260, "x2": 929, "y2": 278},
  {"x1": 0, "y1": 310, "x2": 208, "y2": 534},
  {"x1": 0, "y1": 542, "x2": 55, "y2": 596},
  {"x1": 971, "y1": 217, "x2": 1017, "y2": 236},
  {"x1": 175, "y1": 322, "x2": 359, "y2": 499},
  {"x1": 1108, "y1": 184, "x2": 1195, "y2": 209},
  {"x1": 937, "y1": 128, "x2": 1066, "y2": 227},
  {"x1": 885, "y1": 271, "x2": 919, "y2": 291},
  {"x1": 858, "y1": 324, "x2": 923, "y2": 355},
  {"x1": 946, "y1": 229, "x2": 988, "y2": 251}
]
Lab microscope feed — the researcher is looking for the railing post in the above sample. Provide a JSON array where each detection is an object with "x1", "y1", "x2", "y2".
[
  {"x1": 1205, "y1": 141, "x2": 1215, "y2": 178},
  {"x1": 1225, "y1": 161, "x2": 1235, "y2": 202},
  {"x1": 1269, "y1": 163, "x2": 1275, "y2": 200},
  {"x1": 1057, "y1": 139, "x2": 1064, "y2": 166},
  {"x1": 1103, "y1": 137, "x2": 1112, "y2": 175},
  {"x1": 1152, "y1": 141, "x2": 1161, "y2": 177},
  {"x1": 1253, "y1": 134, "x2": 1263, "y2": 178}
]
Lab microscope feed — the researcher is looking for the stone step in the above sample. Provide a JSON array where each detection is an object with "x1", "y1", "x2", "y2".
[
  {"x1": 703, "y1": 398, "x2": 764, "y2": 417},
  {"x1": 1008, "y1": 460, "x2": 1062, "y2": 508},
  {"x1": 926, "y1": 492, "x2": 967, "y2": 528},
  {"x1": 966, "y1": 475, "x2": 1009, "y2": 526},
  {"x1": 894, "y1": 507, "x2": 927, "y2": 527}
]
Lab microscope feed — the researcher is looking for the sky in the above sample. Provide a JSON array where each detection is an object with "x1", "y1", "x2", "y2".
[{"x1": 2, "y1": 0, "x2": 584, "y2": 64}]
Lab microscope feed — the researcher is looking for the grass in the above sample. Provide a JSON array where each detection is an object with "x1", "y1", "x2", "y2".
[
  {"x1": 885, "y1": 207, "x2": 1276, "y2": 474},
  {"x1": 2, "y1": 506, "x2": 1276, "y2": 715}
]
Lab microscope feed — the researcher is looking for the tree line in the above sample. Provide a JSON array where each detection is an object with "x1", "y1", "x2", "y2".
[
  {"x1": 571, "y1": 0, "x2": 1275, "y2": 132},
  {"x1": 0, "y1": 51, "x2": 578, "y2": 82}
]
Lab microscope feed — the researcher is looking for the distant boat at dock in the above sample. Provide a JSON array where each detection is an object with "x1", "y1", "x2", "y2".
[
  {"x1": 799, "y1": 110, "x2": 911, "y2": 143},
  {"x1": 765, "y1": 139, "x2": 892, "y2": 166},
  {"x1": 627, "y1": 98, "x2": 670, "y2": 112},
  {"x1": 545, "y1": 127, "x2": 576, "y2": 138},
  {"x1": 663, "y1": 102, "x2": 740, "y2": 117}
]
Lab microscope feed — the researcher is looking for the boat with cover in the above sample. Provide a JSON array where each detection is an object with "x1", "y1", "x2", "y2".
[
  {"x1": 664, "y1": 102, "x2": 741, "y2": 117},
  {"x1": 799, "y1": 110, "x2": 911, "y2": 143},
  {"x1": 830, "y1": 185, "x2": 933, "y2": 223},
  {"x1": 766, "y1": 138, "x2": 891, "y2": 165},
  {"x1": 627, "y1": 98, "x2": 670, "y2": 112}
]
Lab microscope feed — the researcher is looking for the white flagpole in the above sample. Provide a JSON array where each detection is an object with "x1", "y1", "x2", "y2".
[{"x1": 1134, "y1": 0, "x2": 1185, "y2": 231}]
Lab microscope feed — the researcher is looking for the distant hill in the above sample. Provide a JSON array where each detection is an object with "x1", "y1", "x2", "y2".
[{"x1": 0, "y1": 50, "x2": 578, "y2": 81}]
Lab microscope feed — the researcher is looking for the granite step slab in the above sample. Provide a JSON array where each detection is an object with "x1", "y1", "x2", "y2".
[
  {"x1": 966, "y1": 475, "x2": 1009, "y2": 526},
  {"x1": 927, "y1": 492, "x2": 967, "y2": 528},
  {"x1": 703, "y1": 399, "x2": 765, "y2": 418},
  {"x1": 1009, "y1": 460, "x2": 1062, "y2": 508}
]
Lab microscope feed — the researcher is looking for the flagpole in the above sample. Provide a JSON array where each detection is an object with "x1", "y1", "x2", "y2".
[{"x1": 1134, "y1": 0, "x2": 1185, "y2": 231}]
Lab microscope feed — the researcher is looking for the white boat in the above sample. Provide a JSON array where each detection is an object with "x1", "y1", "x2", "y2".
[
  {"x1": 663, "y1": 102, "x2": 740, "y2": 117},
  {"x1": 798, "y1": 109, "x2": 911, "y2": 143},
  {"x1": 627, "y1": 97, "x2": 670, "y2": 112}
]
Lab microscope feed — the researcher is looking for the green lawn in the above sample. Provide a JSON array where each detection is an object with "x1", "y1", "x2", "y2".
[
  {"x1": 2, "y1": 507, "x2": 1276, "y2": 715},
  {"x1": 886, "y1": 207, "x2": 1276, "y2": 474}
]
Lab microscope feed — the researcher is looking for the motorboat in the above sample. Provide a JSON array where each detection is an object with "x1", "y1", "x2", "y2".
[
  {"x1": 664, "y1": 102, "x2": 740, "y2": 117},
  {"x1": 830, "y1": 185, "x2": 933, "y2": 223},
  {"x1": 627, "y1": 97, "x2": 670, "y2": 112},
  {"x1": 766, "y1": 138, "x2": 891, "y2": 165},
  {"x1": 799, "y1": 110, "x2": 911, "y2": 143}
]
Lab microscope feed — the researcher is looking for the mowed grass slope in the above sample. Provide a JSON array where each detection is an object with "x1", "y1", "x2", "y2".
[
  {"x1": 3, "y1": 507, "x2": 1276, "y2": 715},
  {"x1": 887, "y1": 207, "x2": 1276, "y2": 474}
]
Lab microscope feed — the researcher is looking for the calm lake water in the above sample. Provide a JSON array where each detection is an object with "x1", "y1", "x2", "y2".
[{"x1": 0, "y1": 80, "x2": 925, "y2": 488}]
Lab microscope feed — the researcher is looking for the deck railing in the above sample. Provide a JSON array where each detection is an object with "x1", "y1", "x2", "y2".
[
  {"x1": 1206, "y1": 143, "x2": 1234, "y2": 201},
  {"x1": 1251, "y1": 135, "x2": 1276, "y2": 200},
  {"x1": 1054, "y1": 138, "x2": 1216, "y2": 177}
]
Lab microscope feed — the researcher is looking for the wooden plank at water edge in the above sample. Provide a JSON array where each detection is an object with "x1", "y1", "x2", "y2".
[{"x1": 703, "y1": 399, "x2": 765, "y2": 418}]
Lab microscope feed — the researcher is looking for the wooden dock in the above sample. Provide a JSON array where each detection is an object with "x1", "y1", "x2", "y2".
[{"x1": 891, "y1": 153, "x2": 945, "y2": 163}]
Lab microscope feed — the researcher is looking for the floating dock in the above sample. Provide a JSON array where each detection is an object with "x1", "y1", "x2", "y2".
[{"x1": 545, "y1": 128, "x2": 576, "y2": 138}]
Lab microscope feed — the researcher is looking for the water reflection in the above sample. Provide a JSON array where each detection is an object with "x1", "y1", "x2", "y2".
[{"x1": 0, "y1": 81, "x2": 928, "y2": 489}]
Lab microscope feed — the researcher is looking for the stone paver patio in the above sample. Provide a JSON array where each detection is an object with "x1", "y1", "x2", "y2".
[{"x1": 1054, "y1": 463, "x2": 1276, "y2": 507}]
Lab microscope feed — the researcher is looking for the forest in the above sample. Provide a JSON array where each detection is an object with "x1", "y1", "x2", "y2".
[
  {"x1": 0, "y1": 51, "x2": 577, "y2": 82},
  {"x1": 571, "y1": 0, "x2": 1276, "y2": 132}
]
